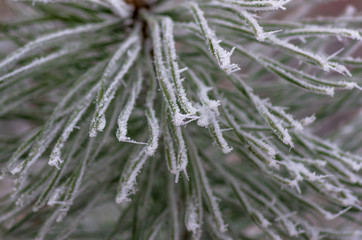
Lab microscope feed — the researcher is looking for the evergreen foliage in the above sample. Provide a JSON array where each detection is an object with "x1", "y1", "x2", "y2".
[{"x1": 1, "y1": 0, "x2": 362, "y2": 239}]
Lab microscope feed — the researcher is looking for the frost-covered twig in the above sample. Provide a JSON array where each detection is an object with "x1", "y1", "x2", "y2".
[
  {"x1": 116, "y1": 67, "x2": 144, "y2": 144},
  {"x1": 145, "y1": 54, "x2": 160, "y2": 156},
  {"x1": 147, "y1": 16, "x2": 185, "y2": 125},
  {"x1": 188, "y1": 138, "x2": 228, "y2": 233},
  {"x1": 216, "y1": 0, "x2": 291, "y2": 12},
  {"x1": 90, "y1": 26, "x2": 141, "y2": 137},
  {"x1": 189, "y1": 2, "x2": 240, "y2": 74},
  {"x1": 0, "y1": 20, "x2": 117, "y2": 73},
  {"x1": 116, "y1": 146, "x2": 149, "y2": 203},
  {"x1": 162, "y1": 17, "x2": 198, "y2": 115},
  {"x1": 106, "y1": 0, "x2": 132, "y2": 18}
]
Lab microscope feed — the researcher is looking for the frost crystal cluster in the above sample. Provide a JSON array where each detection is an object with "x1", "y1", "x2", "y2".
[{"x1": 1, "y1": 0, "x2": 362, "y2": 239}]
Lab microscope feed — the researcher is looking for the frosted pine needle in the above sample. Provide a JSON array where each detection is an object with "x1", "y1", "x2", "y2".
[
  {"x1": 2, "y1": 1, "x2": 362, "y2": 239},
  {"x1": 116, "y1": 68, "x2": 144, "y2": 144},
  {"x1": 0, "y1": 45, "x2": 82, "y2": 86},
  {"x1": 115, "y1": 147, "x2": 149, "y2": 203},
  {"x1": 49, "y1": 82, "x2": 100, "y2": 169},
  {"x1": 189, "y1": 2, "x2": 240, "y2": 74},
  {"x1": 107, "y1": 0, "x2": 132, "y2": 18},
  {"x1": 148, "y1": 17, "x2": 184, "y2": 125},
  {"x1": 0, "y1": 20, "x2": 116, "y2": 73},
  {"x1": 90, "y1": 29, "x2": 141, "y2": 137},
  {"x1": 162, "y1": 17, "x2": 198, "y2": 116},
  {"x1": 218, "y1": 0, "x2": 291, "y2": 11},
  {"x1": 185, "y1": 190, "x2": 203, "y2": 240},
  {"x1": 189, "y1": 140, "x2": 228, "y2": 233},
  {"x1": 279, "y1": 26, "x2": 362, "y2": 41}
]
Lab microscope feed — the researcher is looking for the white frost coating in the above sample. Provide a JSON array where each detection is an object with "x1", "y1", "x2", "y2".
[
  {"x1": 265, "y1": 56, "x2": 361, "y2": 90},
  {"x1": 49, "y1": 82, "x2": 100, "y2": 169},
  {"x1": 249, "y1": 140, "x2": 279, "y2": 168},
  {"x1": 290, "y1": 156, "x2": 326, "y2": 166},
  {"x1": 189, "y1": 2, "x2": 240, "y2": 74},
  {"x1": 188, "y1": 70, "x2": 232, "y2": 154},
  {"x1": 273, "y1": 212, "x2": 300, "y2": 236},
  {"x1": 287, "y1": 190, "x2": 352, "y2": 221},
  {"x1": 185, "y1": 201, "x2": 199, "y2": 231},
  {"x1": 303, "y1": 132, "x2": 362, "y2": 171},
  {"x1": 190, "y1": 70, "x2": 220, "y2": 115},
  {"x1": 209, "y1": 2, "x2": 282, "y2": 41},
  {"x1": 209, "y1": 114, "x2": 233, "y2": 154},
  {"x1": 291, "y1": 158, "x2": 360, "y2": 207},
  {"x1": 218, "y1": 0, "x2": 291, "y2": 11},
  {"x1": 262, "y1": 60, "x2": 335, "y2": 96},
  {"x1": 173, "y1": 124, "x2": 188, "y2": 182},
  {"x1": 340, "y1": 82, "x2": 362, "y2": 90},
  {"x1": 56, "y1": 98, "x2": 123, "y2": 221},
  {"x1": 150, "y1": 19, "x2": 183, "y2": 125},
  {"x1": 47, "y1": 186, "x2": 66, "y2": 206},
  {"x1": 281, "y1": 160, "x2": 327, "y2": 183},
  {"x1": 199, "y1": 87, "x2": 220, "y2": 113},
  {"x1": 322, "y1": 182, "x2": 358, "y2": 207},
  {"x1": 5, "y1": 131, "x2": 40, "y2": 174},
  {"x1": 260, "y1": 55, "x2": 361, "y2": 91},
  {"x1": 97, "y1": 115, "x2": 106, "y2": 132},
  {"x1": 268, "y1": 36, "x2": 352, "y2": 76},
  {"x1": 302, "y1": 132, "x2": 362, "y2": 171},
  {"x1": 20, "y1": 0, "x2": 109, "y2": 6},
  {"x1": 164, "y1": 124, "x2": 177, "y2": 174},
  {"x1": 0, "y1": 47, "x2": 79, "y2": 86},
  {"x1": 90, "y1": 30, "x2": 140, "y2": 137},
  {"x1": 341, "y1": 56, "x2": 362, "y2": 65},
  {"x1": 107, "y1": 0, "x2": 131, "y2": 18},
  {"x1": 34, "y1": 129, "x2": 86, "y2": 211},
  {"x1": 244, "y1": 132, "x2": 276, "y2": 157},
  {"x1": 206, "y1": 217, "x2": 233, "y2": 240},
  {"x1": 145, "y1": 59, "x2": 160, "y2": 156},
  {"x1": 115, "y1": 147, "x2": 149, "y2": 203},
  {"x1": 241, "y1": 181, "x2": 299, "y2": 237},
  {"x1": 281, "y1": 26, "x2": 362, "y2": 41},
  {"x1": 185, "y1": 191, "x2": 203, "y2": 240},
  {"x1": 0, "y1": 20, "x2": 116, "y2": 72},
  {"x1": 227, "y1": 74, "x2": 297, "y2": 147},
  {"x1": 116, "y1": 69, "x2": 143, "y2": 143},
  {"x1": 145, "y1": 107, "x2": 159, "y2": 156},
  {"x1": 168, "y1": 180, "x2": 180, "y2": 240},
  {"x1": 250, "y1": 94, "x2": 294, "y2": 147},
  {"x1": 192, "y1": 147, "x2": 228, "y2": 233},
  {"x1": 306, "y1": 76, "x2": 360, "y2": 90},
  {"x1": 224, "y1": 106, "x2": 278, "y2": 162},
  {"x1": 54, "y1": 62, "x2": 106, "y2": 114},
  {"x1": 197, "y1": 106, "x2": 211, "y2": 127},
  {"x1": 162, "y1": 17, "x2": 198, "y2": 115},
  {"x1": 55, "y1": 139, "x2": 98, "y2": 222},
  {"x1": 328, "y1": 150, "x2": 362, "y2": 171},
  {"x1": 327, "y1": 158, "x2": 362, "y2": 184},
  {"x1": 324, "y1": 206, "x2": 353, "y2": 220},
  {"x1": 231, "y1": 7, "x2": 271, "y2": 41},
  {"x1": 10, "y1": 120, "x2": 64, "y2": 176},
  {"x1": 90, "y1": 32, "x2": 141, "y2": 137},
  {"x1": 101, "y1": 35, "x2": 138, "y2": 86},
  {"x1": 267, "y1": 105, "x2": 303, "y2": 131}
]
